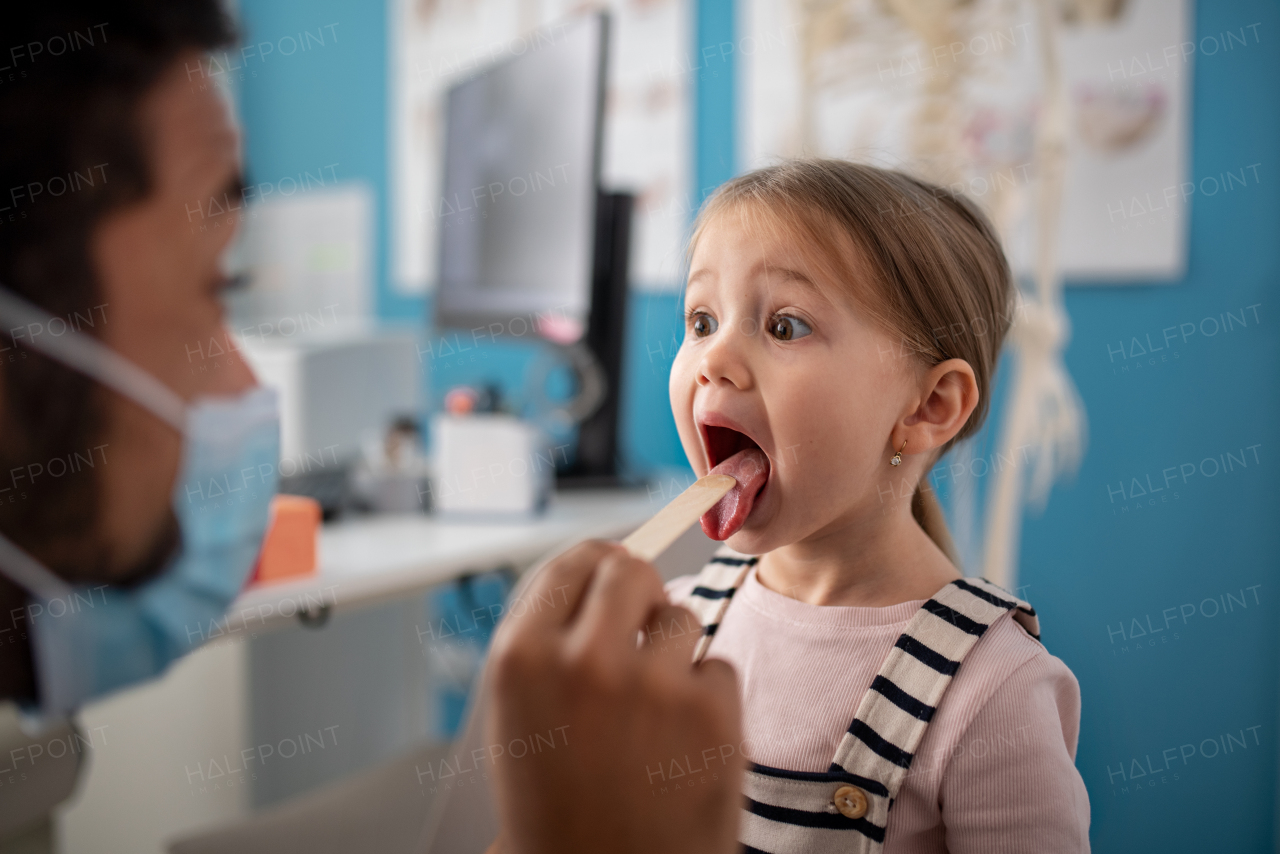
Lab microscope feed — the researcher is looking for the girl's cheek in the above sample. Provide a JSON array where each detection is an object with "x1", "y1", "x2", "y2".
[
  {"x1": 668, "y1": 349, "x2": 687, "y2": 392},
  {"x1": 668, "y1": 349, "x2": 697, "y2": 416}
]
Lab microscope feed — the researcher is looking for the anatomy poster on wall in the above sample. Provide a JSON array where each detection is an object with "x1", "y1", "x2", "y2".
[{"x1": 741, "y1": 0, "x2": 1195, "y2": 281}]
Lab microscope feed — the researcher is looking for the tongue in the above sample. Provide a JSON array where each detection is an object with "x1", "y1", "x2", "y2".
[{"x1": 701, "y1": 448, "x2": 770, "y2": 541}]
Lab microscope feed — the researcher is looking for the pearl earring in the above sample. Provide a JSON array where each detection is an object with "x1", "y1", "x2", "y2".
[{"x1": 890, "y1": 440, "x2": 906, "y2": 466}]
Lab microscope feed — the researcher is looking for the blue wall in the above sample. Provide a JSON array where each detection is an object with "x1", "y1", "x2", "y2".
[
  {"x1": 237, "y1": 0, "x2": 1280, "y2": 848},
  {"x1": 1023, "y1": 2, "x2": 1280, "y2": 848}
]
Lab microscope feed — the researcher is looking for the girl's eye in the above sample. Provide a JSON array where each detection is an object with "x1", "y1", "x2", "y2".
[
  {"x1": 689, "y1": 312, "x2": 718, "y2": 337},
  {"x1": 770, "y1": 315, "x2": 812, "y2": 341}
]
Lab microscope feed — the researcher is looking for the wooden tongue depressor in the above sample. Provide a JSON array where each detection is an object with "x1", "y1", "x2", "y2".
[{"x1": 621, "y1": 473, "x2": 736, "y2": 563}]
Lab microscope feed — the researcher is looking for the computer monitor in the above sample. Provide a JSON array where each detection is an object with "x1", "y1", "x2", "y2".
[
  {"x1": 433, "y1": 12, "x2": 606, "y2": 335},
  {"x1": 432, "y1": 11, "x2": 633, "y2": 484}
]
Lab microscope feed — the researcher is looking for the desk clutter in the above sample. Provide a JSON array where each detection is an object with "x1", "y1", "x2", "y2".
[
  {"x1": 251, "y1": 495, "x2": 321, "y2": 585},
  {"x1": 429, "y1": 413, "x2": 553, "y2": 517},
  {"x1": 233, "y1": 321, "x2": 561, "y2": 522}
]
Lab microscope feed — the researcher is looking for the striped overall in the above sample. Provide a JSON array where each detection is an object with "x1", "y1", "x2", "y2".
[{"x1": 676, "y1": 548, "x2": 1041, "y2": 854}]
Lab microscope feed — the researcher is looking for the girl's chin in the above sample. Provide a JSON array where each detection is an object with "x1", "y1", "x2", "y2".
[
  {"x1": 723, "y1": 524, "x2": 786, "y2": 558},
  {"x1": 723, "y1": 530, "x2": 762, "y2": 554}
]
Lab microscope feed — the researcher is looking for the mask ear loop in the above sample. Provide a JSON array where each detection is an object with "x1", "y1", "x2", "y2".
[
  {"x1": 0, "y1": 531, "x2": 73, "y2": 600},
  {"x1": 0, "y1": 288, "x2": 187, "y2": 432}
]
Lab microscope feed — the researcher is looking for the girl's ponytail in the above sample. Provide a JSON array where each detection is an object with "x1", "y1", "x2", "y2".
[{"x1": 911, "y1": 485, "x2": 958, "y2": 566}]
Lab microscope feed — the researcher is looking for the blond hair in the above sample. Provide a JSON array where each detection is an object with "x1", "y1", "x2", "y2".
[{"x1": 690, "y1": 159, "x2": 1015, "y2": 562}]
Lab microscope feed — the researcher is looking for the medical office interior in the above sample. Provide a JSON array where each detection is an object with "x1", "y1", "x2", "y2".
[{"x1": 4, "y1": 0, "x2": 1278, "y2": 851}]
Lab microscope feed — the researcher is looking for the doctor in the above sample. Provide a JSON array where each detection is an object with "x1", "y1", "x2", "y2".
[{"x1": 0, "y1": 3, "x2": 742, "y2": 853}]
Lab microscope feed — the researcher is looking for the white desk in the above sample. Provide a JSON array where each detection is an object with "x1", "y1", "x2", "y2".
[
  {"x1": 229, "y1": 486, "x2": 694, "y2": 809},
  {"x1": 228, "y1": 488, "x2": 660, "y2": 632},
  {"x1": 62, "y1": 489, "x2": 708, "y2": 850}
]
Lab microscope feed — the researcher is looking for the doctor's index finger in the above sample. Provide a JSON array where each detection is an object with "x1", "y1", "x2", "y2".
[
  {"x1": 502, "y1": 539, "x2": 623, "y2": 635},
  {"x1": 567, "y1": 547, "x2": 668, "y2": 658}
]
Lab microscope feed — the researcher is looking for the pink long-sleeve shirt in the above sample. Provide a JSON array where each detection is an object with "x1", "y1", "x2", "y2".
[{"x1": 667, "y1": 567, "x2": 1091, "y2": 853}]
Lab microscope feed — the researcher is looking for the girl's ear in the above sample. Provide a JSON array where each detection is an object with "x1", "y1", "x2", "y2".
[{"x1": 899, "y1": 358, "x2": 979, "y2": 454}]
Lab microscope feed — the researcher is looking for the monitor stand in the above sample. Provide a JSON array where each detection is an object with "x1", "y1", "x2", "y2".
[
  {"x1": 556, "y1": 189, "x2": 634, "y2": 490},
  {"x1": 555, "y1": 472, "x2": 635, "y2": 490}
]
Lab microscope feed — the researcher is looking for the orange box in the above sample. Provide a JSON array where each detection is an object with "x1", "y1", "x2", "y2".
[{"x1": 252, "y1": 495, "x2": 321, "y2": 584}]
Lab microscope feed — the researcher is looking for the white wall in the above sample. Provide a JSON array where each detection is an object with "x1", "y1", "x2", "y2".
[{"x1": 56, "y1": 637, "x2": 250, "y2": 854}]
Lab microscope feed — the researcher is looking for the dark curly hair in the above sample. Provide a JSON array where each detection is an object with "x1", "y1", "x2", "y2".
[{"x1": 0, "y1": 0, "x2": 236, "y2": 700}]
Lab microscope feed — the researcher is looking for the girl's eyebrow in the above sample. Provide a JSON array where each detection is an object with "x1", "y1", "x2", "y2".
[
  {"x1": 772, "y1": 267, "x2": 819, "y2": 289},
  {"x1": 749, "y1": 257, "x2": 818, "y2": 289},
  {"x1": 760, "y1": 264, "x2": 829, "y2": 298},
  {"x1": 686, "y1": 262, "x2": 834, "y2": 307},
  {"x1": 759, "y1": 264, "x2": 842, "y2": 310}
]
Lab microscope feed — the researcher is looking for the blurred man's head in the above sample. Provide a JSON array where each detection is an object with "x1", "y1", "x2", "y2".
[{"x1": 0, "y1": 1, "x2": 255, "y2": 592}]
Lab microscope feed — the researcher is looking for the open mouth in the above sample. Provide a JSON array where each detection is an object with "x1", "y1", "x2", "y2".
[{"x1": 700, "y1": 424, "x2": 771, "y2": 540}]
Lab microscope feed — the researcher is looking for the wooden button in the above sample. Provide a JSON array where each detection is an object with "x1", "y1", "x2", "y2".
[{"x1": 833, "y1": 785, "x2": 868, "y2": 819}]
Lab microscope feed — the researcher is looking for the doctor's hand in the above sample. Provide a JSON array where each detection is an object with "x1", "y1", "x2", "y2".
[{"x1": 485, "y1": 540, "x2": 744, "y2": 854}]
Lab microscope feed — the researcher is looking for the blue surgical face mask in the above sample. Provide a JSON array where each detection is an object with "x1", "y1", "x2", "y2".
[{"x1": 0, "y1": 289, "x2": 280, "y2": 717}]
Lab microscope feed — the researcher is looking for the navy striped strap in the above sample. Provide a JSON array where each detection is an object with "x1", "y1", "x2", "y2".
[
  {"x1": 868, "y1": 675, "x2": 936, "y2": 722},
  {"x1": 674, "y1": 546, "x2": 758, "y2": 664},
  {"x1": 829, "y1": 576, "x2": 1039, "y2": 820},
  {"x1": 753, "y1": 762, "x2": 890, "y2": 799}
]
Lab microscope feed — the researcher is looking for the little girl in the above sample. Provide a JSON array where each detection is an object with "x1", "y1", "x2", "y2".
[{"x1": 666, "y1": 160, "x2": 1090, "y2": 853}]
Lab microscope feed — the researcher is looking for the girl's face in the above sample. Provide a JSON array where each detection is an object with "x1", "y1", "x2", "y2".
[{"x1": 669, "y1": 206, "x2": 924, "y2": 555}]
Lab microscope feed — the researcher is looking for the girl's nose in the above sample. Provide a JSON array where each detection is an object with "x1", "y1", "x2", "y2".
[{"x1": 696, "y1": 319, "x2": 754, "y2": 390}]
